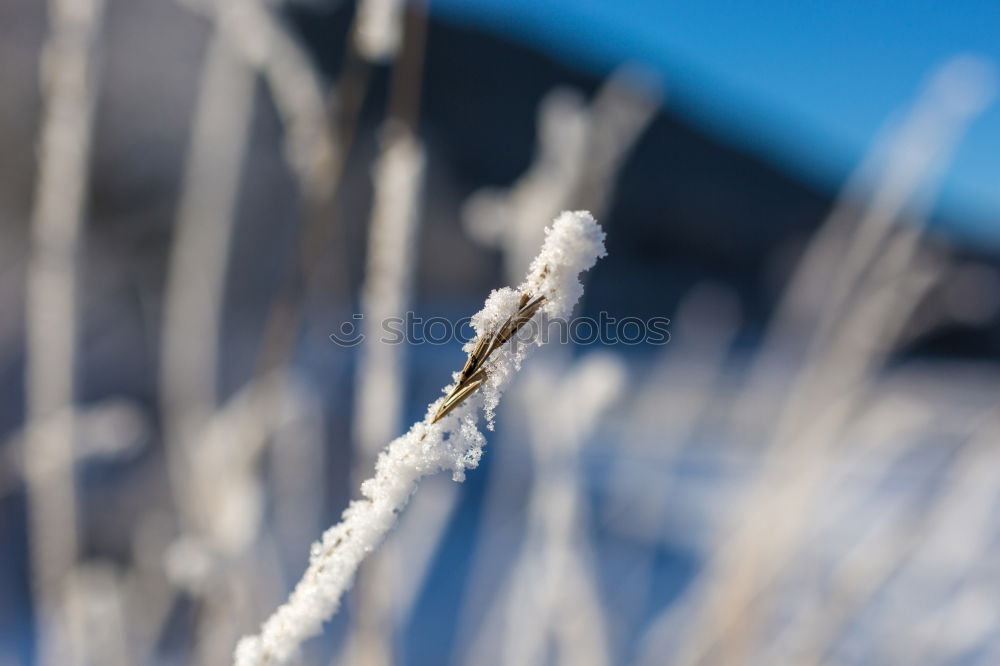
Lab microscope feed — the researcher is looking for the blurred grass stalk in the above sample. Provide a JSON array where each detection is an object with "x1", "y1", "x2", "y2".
[
  {"x1": 345, "y1": 3, "x2": 428, "y2": 663},
  {"x1": 159, "y1": 0, "x2": 339, "y2": 661},
  {"x1": 599, "y1": 284, "x2": 741, "y2": 641},
  {"x1": 23, "y1": 0, "x2": 104, "y2": 664},
  {"x1": 634, "y1": 55, "x2": 997, "y2": 666},
  {"x1": 463, "y1": 68, "x2": 659, "y2": 283},
  {"x1": 736, "y1": 56, "x2": 997, "y2": 423},
  {"x1": 158, "y1": 22, "x2": 256, "y2": 666},
  {"x1": 351, "y1": 8, "x2": 426, "y2": 467},
  {"x1": 1, "y1": 400, "x2": 147, "y2": 499},
  {"x1": 354, "y1": 0, "x2": 404, "y2": 63},
  {"x1": 346, "y1": 125, "x2": 427, "y2": 666},
  {"x1": 498, "y1": 354, "x2": 625, "y2": 666},
  {"x1": 785, "y1": 408, "x2": 1000, "y2": 664},
  {"x1": 207, "y1": 0, "x2": 338, "y2": 204},
  {"x1": 160, "y1": 18, "x2": 254, "y2": 535}
]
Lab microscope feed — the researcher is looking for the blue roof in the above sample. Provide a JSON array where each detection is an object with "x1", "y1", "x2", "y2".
[{"x1": 431, "y1": 0, "x2": 1000, "y2": 242}]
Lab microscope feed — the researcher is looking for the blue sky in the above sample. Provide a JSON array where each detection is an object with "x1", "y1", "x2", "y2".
[{"x1": 430, "y1": 0, "x2": 1000, "y2": 242}]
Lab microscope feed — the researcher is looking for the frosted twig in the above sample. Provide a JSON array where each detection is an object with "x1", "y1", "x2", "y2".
[
  {"x1": 23, "y1": 0, "x2": 104, "y2": 663},
  {"x1": 234, "y1": 211, "x2": 606, "y2": 665}
]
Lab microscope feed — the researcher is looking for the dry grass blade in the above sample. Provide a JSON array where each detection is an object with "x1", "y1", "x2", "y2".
[
  {"x1": 433, "y1": 374, "x2": 487, "y2": 424},
  {"x1": 432, "y1": 293, "x2": 547, "y2": 423}
]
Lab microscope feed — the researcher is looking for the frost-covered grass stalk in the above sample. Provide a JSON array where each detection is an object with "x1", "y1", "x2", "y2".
[{"x1": 234, "y1": 211, "x2": 606, "y2": 665}]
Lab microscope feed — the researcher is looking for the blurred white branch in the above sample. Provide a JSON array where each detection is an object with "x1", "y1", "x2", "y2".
[
  {"x1": 655, "y1": 56, "x2": 996, "y2": 666},
  {"x1": 354, "y1": 0, "x2": 405, "y2": 63},
  {"x1": 160, "y1": 24, "x2": 255, "y2": 537},
  {"x1": 23, "y1": 0, "x2": 105, "y2": 663},
  {"x1": 464, "y1": 68, "x2": 659, "y2": 282},
  {"x1": 2, "y1": 400, "x2": 148, "y2": 497},
  {"x1": 157, "y1": 20, "x2": 260, "y2": 666},
  {"x1": 344, "y1": 129, "x2": 426, "y2": 666},
  {"x1": 500, "y1": 354, "x2": 625, "y2": 666},
  {"x1": 211, "y1": 0, "x2": 339, "y2": 200},
  {"x1": 64, "y1": 562, "x2": 130, "y2": 666},
  {"x1": 353, "y1": 131, "x2": 426, "y2": 460},
  {"x1": 738, "y1": 55, "x2": 997, "y2": 420}
]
